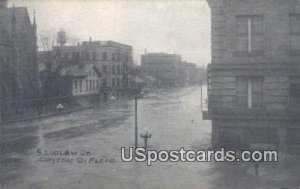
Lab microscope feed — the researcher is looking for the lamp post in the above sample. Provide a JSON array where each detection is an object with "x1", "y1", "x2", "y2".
[
  {"x1": 134, "y1": 86, "x2": 140, "y2": 149},
  {"x1": 140, "y1": 131, "x2": 152, "y2": 148}
]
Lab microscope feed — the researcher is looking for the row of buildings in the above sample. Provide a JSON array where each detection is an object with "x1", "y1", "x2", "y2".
[
  {"x1": 205, "y1": 0, "x2": 300, "y2": 153},
  {"x1": 38, "y1": 41, "x2": 201, "y2": 101},
  {"x1": 0, "y1": 0, "x2": 202, "y2": 122}
]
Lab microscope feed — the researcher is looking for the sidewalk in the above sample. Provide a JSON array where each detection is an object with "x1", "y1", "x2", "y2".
[{"x1": 0, "y1": 99, "x2": 94, "y2": 125}]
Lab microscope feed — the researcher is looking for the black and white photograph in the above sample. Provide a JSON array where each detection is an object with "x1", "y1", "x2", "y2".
[{"x1": 0, "y1": 0, "x2": 300, "y2": 188}]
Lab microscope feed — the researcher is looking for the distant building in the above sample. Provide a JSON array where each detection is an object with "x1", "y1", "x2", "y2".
[
  {"x1": 129, "y1": 64, "x2": 158, "y2": 91},
  {"x1": 141, "y1": 52, "x2": 197, "y2": 87},
  {"x1": 205, "y1": 0, "x2": 300, "y2": 152},
  {"x1": 181, "y1": 61, "x2": 198, "y2": 85},
  {"x1": 0, "y1": 1, "x2": 38, "y2": 121},
  {"x1": 141, "y1": 53, "x2": 181, "y2": 87}
]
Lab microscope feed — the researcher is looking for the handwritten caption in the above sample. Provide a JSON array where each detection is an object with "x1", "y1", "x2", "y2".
[{"x1": 36, "y1": 149, "x2": 115, "y2": 165}]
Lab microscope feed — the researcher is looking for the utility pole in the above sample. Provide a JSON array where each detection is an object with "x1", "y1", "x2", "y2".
[
  {"x1": 0, "y1": 90, "x2": 1, "y2": 124},
  {"x1": 134, "y1": 95, "x2": 138, "y2": 149},
  {"x1": 200, "y1": 81, "x2": 203, "y2": 111}
]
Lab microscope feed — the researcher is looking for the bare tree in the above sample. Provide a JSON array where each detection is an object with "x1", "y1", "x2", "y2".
[
  {"x1": 36, "y1": 29, "x2": 80, "y2": 115},
  {"x1": 39, "y1": 31, "x2": 62, "y2": 98}
]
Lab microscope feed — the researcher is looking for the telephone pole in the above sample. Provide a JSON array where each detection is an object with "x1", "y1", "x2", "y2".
[{"x1": 134, "y1": 95, "x2": 138, "y2": 149}]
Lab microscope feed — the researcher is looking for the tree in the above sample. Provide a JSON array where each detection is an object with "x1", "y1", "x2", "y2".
[{"x1": 37, "y1": 29, "x2": 79, "y2": 115}]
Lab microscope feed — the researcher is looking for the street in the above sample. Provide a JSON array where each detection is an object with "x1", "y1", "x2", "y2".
[{"x1": 1, "y1": 86, "x2": 299, "y2": 189}]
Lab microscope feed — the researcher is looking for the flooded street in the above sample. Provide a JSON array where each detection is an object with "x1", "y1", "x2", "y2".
[
  {"x1": 0, "y1": 86, "x2": 213, "y2": 189},
  {"x1": 1, "y1": 86, "x2": 299, "y2": 189}
]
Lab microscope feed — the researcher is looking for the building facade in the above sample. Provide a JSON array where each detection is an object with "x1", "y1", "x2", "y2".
[
  {"x1": 50, "y1": 40, "x2": 133, "y2": 100},
  {"x1": 141, "y1": 53, "x2": 181, "y2": 87},
  {"x1": 58, "y1": 64, "x2": 101, "y2": 97},
  {"x1": 0, "y1": 21, "x2": 14, "y2": 122},
  {"x1": 0, "y1": 1, "x2": 38, "y2": 121},
  {"x1": 205, "y1": 0, "x2": 300, "y2": 153},
  {"x1": 141, "y1": 52, "x2": 197, "y2": 87}
]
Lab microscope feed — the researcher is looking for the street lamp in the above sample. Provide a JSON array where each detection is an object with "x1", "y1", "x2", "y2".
[{"x1": 140, "y1": 128, "x2": 152, "y2": 148}]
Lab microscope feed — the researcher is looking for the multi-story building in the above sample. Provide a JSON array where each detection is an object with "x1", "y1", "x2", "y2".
[
  {"x1": 141, "y1": 52, "x2": 197, "y2": 87},
  {"x1": 205, "y1": 0, "x2": 300, "y2": 153},
  {"x1": 141, "y1": 53, "x2": 181, "y2": 87},
  {"x1": 0, "y1": 1, "x2": 38, "y2": 121},
  {"x1": 181, "y1": 61, "x2": 198, "y2": 85},
  {"x1": 50, "y1": 39, "x2": 133, "y2": 100}
]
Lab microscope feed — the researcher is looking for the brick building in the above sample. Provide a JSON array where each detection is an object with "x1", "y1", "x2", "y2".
[
  {"x1": 205, "y1": 0, "x2": 300, "y2": 152},
  {"x1": 47, "y1": 39, "x2": 133, "y2": 100}
]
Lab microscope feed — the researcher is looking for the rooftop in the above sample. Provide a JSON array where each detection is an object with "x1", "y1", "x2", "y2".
[
  {"x1": 81, "y1": 40, "x2": 132, "y2": 49},
  {"x1": 60, "y1": 63, "x2": 100, "y2": 78},
  {"x1": 0, "y1": 6, "x2": 34, "y2": 37}
]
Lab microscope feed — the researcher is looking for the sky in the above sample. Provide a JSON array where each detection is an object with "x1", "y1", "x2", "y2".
[{"x1": 8, "y1": 0, "x2": 211, "y2": 66}]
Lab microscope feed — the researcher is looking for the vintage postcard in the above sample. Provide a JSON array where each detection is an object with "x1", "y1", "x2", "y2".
[{"x1": 0, "y1": 0, "x2": 299, "y2": 188}]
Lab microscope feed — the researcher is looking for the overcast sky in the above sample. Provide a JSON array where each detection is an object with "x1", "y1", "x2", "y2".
[{"x1": 8, "y1": 0, "x2": 211, "y2": 65}]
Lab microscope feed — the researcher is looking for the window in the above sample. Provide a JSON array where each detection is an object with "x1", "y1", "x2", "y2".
[
  {"x1": 117, "y1": 78, "x2": 120, "y2": 87},
  {"x1": 89, "y1": 80, "x2": 92, "y2": 91},
  {"x1": 236, "y1": 77, "x2": 263, "y2": 108},
  {"x1": 79, "y1": 80, "x2": 82, "y2": 92},
  {"x1": 103, "y1": 52, "x2": 107, "y2": 61},
  {"x1": 236, "y1": 15, "x2": 263, "y2": 53},
  {"x1": 123, "y1": 65, "x2": 127, "y2": 74},
  {"x1": 289, "y1": 14, "x2": 300, "y2": 54},
  {"x1": 86, "y1": 80, "x2": 88, "y2": 91},
  {"x1": 122, "y1": 78, "x2": 126, "y2": 87},
  {"x1": 102, "y1": 79, "x2": 107, "y2": 87},
  {"x1": 112, "y1": 65, "x2": 115, "y2": 74},
  {"x1": 93, "y1": 80, "x2": 96, "y2": 91},
  {"x1": 92, "y1": 52, "x2": 96, "y2": 60},
  {"x1": 112, "y1": 78, "x2": 115, "y2": 87},
  {"x1": 103, "y1": 65, "x2": 107, "y2": 73},
  {"x1": 290, "y1": 77, "x2": 300, "y2": 108},
  {"x1": 112, "y1": 53, "x2": 115, "y2": 61},
  {"x1": 85, "y1": 52, "x2": 90, "y2": 60},
  {"x1": 117, "y1": 65, "x2": 120, "y2": 74},
  {"x1": 117, "y1": 53, "x2": 121, "y2": 61},
  {"x1": 75, "y1": 80, "x2": 78, "y2": 92}
]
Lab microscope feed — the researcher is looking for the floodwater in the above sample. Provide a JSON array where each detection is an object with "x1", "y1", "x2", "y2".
[{"x1": 1, "y1": 86, "x2": 299, "y2": 189}]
